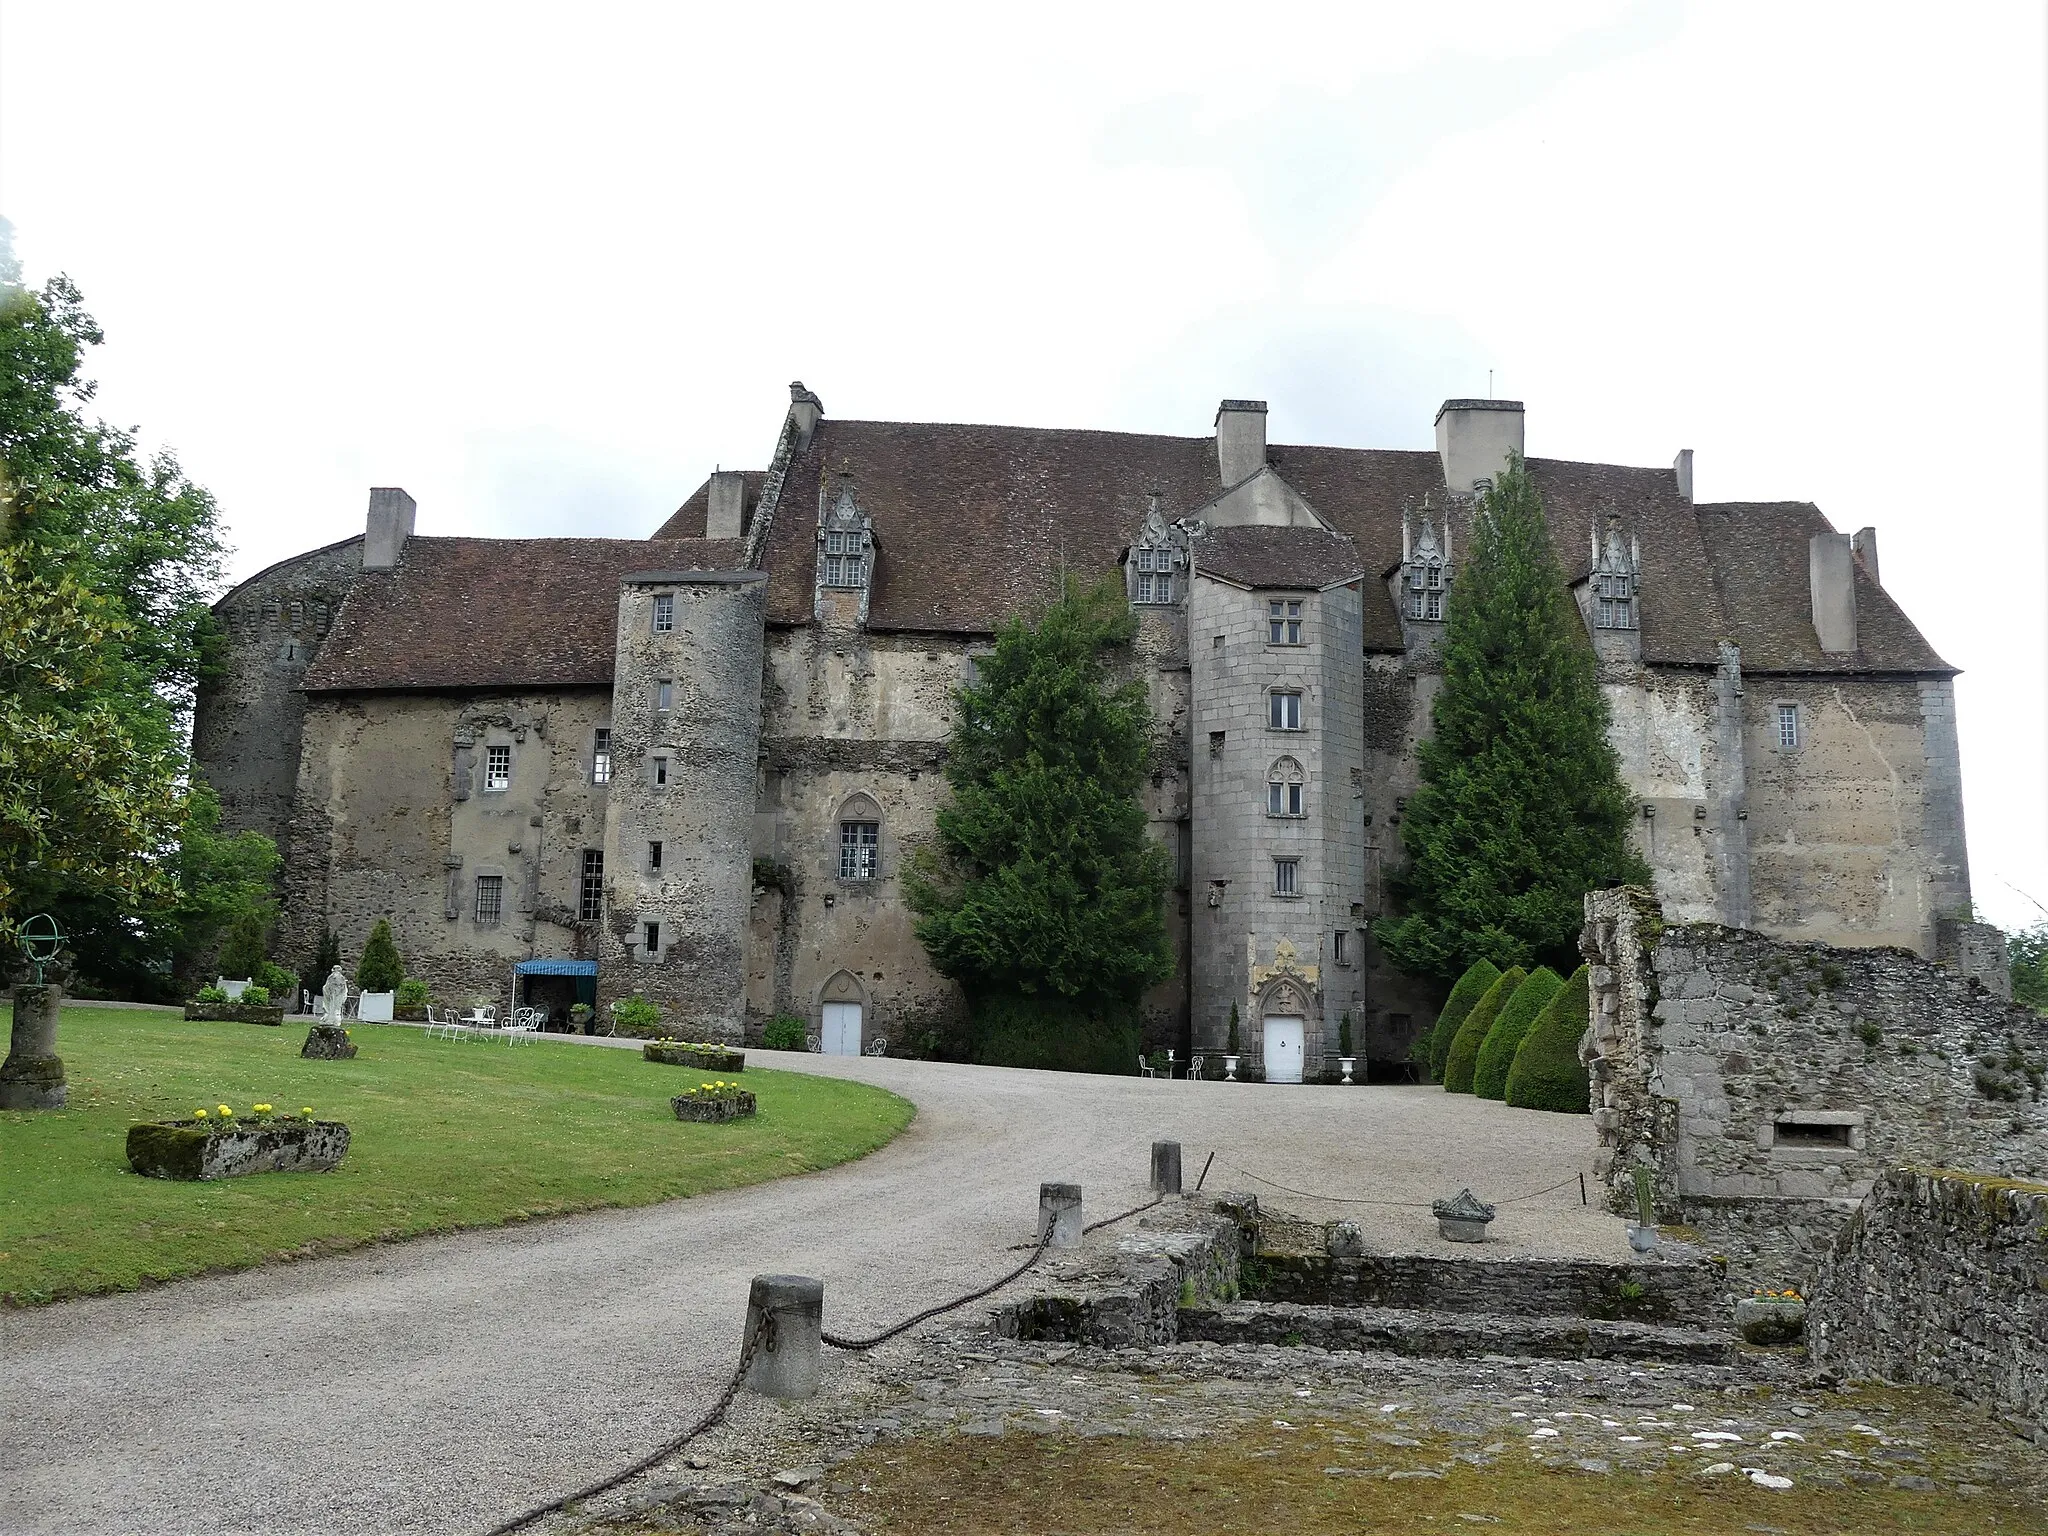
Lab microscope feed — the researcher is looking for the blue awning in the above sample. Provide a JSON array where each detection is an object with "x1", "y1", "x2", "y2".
[{"x1": 514, "y1": 959, "x2": 599, "y2": 976}]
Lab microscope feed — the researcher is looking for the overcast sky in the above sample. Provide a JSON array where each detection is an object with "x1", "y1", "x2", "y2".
[{"x1": 4, "y1": 2, "x2": 2044, "y2": 927}]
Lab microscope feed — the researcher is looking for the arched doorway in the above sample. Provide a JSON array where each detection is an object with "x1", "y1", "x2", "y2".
[
  {"x1": 1260, "y1": 979, "x2": 1311, "y2": 1084},
  {"x1": 818, "y1": 969, "x2": 864, "y2": 1056}
]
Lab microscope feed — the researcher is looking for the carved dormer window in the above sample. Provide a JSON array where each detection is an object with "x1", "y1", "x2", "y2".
[
  {"x1": 1127, "y1": 495, "x2": 1186, "y2": 606},
  {"x1": 819, "y1": 477, "x2": 872, "y2": 590},
  {"x1": 1400, "y1": 501, "x2": 1453, "y2": 622},
  {"x1": 1590, "y1": 513, "x2": 1641, "y2": 630}
]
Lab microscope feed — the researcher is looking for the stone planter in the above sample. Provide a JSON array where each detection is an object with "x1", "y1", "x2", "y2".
[
  {"x1": 1432, "y1": 1188, "x2": 1496, "y2": 1243},
  {"x1": 1734, "y1": 1295, "x2": 1808, "y2": 1346},
  {"x1": 183, "y1": 1004, "x2": 287, "y2": 1026},
  {"x1": 217, "y1": 978, "x2": 250, "y2": 999},
  {"x1": 301, "y1": 1023, "x2": 358, "y2": 1060},
  {"x1": 127, "y1": 1118, "x2": 351, "y2": 1180},
  {"x1": 644, "y1": 1042, "x2": 746, "y2": 1072},
  {"x1": 356, "y1": 991, "x2": 395, "y2": 1023},
  {"x1": 672, "y1": 1091, "x2": 756, "y2": 1123}
]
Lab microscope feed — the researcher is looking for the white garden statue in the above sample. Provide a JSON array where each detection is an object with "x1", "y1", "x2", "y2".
[{"x1": 320, "y1": 966, "x2": 349, "y2": 1022}]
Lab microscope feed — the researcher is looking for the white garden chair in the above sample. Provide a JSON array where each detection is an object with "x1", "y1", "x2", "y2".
[
  {"x1": 424, "y1": 1004, "x2": 465, "y2": 1041},
  {"x1": 503, "y1": 1007, "x2": 541, "y2": 1045},
  {"x1": 463, "y1": 1003, "x2": 498, "y2": 1040},
  {"x1": 1137, "y1": 1055, "x2": 1157, "y2": 1079},
  {"x1": 863, "y1": 1036, "x2": 889, "y2": 1057}
]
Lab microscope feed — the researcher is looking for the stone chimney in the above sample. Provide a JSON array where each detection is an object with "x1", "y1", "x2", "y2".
[
  {"x1": 1215, "y1": 399, "x2": 1268, "y2": 487},
  {"x1": 363, "y1": 487, "x2": 416, "y2": 570},
  {"x1": 1809, "y1": 532, "x2": 1859, "y2": 653},
  {"x1": 1852, "y1": 526, "x2": 1880, "y2": 585},
  {"x1": 789, "y1": 381, "x2": 823, "y2": 452},
  {"x1": 706, "y1": 470, "x2": 748, "y2": 541},
  {"x1": 1673, "y1": 449, "x2": 1694, "y2": 503},
  {"x1": 1434, "y1": 399, "x2": 1525, "y2": 494}
]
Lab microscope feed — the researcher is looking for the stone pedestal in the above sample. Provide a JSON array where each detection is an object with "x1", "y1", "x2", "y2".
[
  {"x1": 743, "y1": 1274, "x2": 823, "y2": 1399},
  {"x1": 0, "y1": 984, "x2": 66, "y2": 1110},
  {"x1": 1150, "y1": 1141, "x2": 1182, "y2": 1194},
  {"x1": 1039, "y1": 1182, "x2": 1084, "y2": 1248},
  {"x1": 301, "y1": 1023, "x2": 358, "y2": 1060}
]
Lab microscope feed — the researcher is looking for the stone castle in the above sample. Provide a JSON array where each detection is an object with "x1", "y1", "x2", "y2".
[{"x1": 194, "y1": 387, "x2": 1978, "y2": 1073}]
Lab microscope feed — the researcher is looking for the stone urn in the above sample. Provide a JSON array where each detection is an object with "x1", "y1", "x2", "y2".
[
  {"x1": 1627, "y1": 1223, "x2": 1660, "y2": 1254},
  {"x1": 1339, "y1": 1056, "x2": 1356, "y2": 1085},
  {"x1": 1432, "y1": 1188, "x2": 1496, "y2": 1243},
  {"x1": 1734, "y1": 1294, "x2": 1809, "y2": 1346},
  {"x1": 127, "y1": 1116, "x2": 351, "y2": 1180},
  {"x1": 1223, "y1": 1054, "x2": 1239, "y2": 1082}
]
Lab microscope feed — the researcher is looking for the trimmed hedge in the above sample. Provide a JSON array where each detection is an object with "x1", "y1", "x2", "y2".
[
  {"x1": 1443, "y1": 967, "x2": 1524, "y2": 1094},
  {"x1": 1473, "y1": 966, "x2": 1563, "y2": 1101},
  {"x1": 1427, "y1": 960, "x2": 1502, "y2": 1083},
  {"x1": 762, "y1": 1015, "x2": 808, "y2": 1051},
  {"x1": 1506, "y1": 963, "x2": 1592, "y2": 1113},
  {"x1": 970, "y1": 992, "x2": 1140, "y2": 1075}
]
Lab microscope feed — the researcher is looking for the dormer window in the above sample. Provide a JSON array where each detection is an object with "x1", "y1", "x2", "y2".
[
  {"x1": 1133, "y1": 546, "x2": 1175, "y2": 604},
  {"x1": 818, "y1": 478, "x2": 873, "y2": 595},
  {"x1": 1127, "y1": 494, "x2": 1186, "y2": 607},
  {"x1": 1590, "y1": 514, "x2": 1641, "y2": 630},
  {"x1": 1400, "y1": 501, "x2": 1453, "y2": 622}
]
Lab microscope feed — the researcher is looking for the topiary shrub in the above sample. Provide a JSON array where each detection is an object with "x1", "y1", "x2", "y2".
[
  {"x1": 762, "y1": 1014, "x2": 808, "y2": 1051},
  {"x1": 1443, "y1": 967, "x2": 1525, "y2": 1094},
  {"x1": 355, "y1": 919, "x2": 404, "y2": 994},
  {"x1": 1473, "y1": 966, "x2": 1563, "y2": 1101},
  {"x1": 1427, "y1": 959, "x2": 1502, "y2": 1083},
  {"x1": 218, "y1": 909, "x2": 269, "y2": 981},
  {"x1": 1507, "y1": 965, "x2": 1592, "y2": 1112}
]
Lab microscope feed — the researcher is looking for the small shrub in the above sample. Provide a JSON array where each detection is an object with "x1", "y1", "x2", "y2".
[
  {"x1": 1338, "y1": 1011, "x2": 1353, "y2": 1057},
  {"x1": 241, "y1": 985, "x2": 271, "y2": 1005},
  {"x1": 300, "y1": 927, "x2": 342, "y2": 1004},
  {"x1": 257, "y1": 961, "x2": 298, "y2": 998},
  {"x1": 218, "y1": 908, "x2": 269, "y2": 981},
  {"x1": 1820, "y1": 964, "x2": 1844, "y2": 989},
  {"x1": 1443, "y1": 967, "x2": 1525, "y2": 1094},
  {"x1": 193, "y1": 985, "x2": 230, "y2": 1005},
  {"x1": 1428, "y1": 959, "x2": 1502, "y2": 1083},
  {"x1": 1856, "y1": 1020, "x2": 1882, "y2": 1049},
  {"x1": 355, "y1": 919, "x2": 404, "y2": 993},
  {"x1": 395, "y1": 978, "x2": 431, "y2": 1009},
  {"x1": 1473, "y1": 966, "x2": 1563, "y2": 1101},
  {"x1": 610, "y1": 995, "x2": 662, "y2": 1038},
  {"x1": 762, "y1": 1014, "x2": 808, "y2": 1051},
  {"x1": 1226, "y1": 1001, "x2": 1240, "y2": 1056},
  {"x1": 1505, "y1": 965, "x2": 1592, "y2": 1114}
]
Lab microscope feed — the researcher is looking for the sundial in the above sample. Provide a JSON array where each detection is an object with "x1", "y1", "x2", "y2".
[{"x1": 17, "y1": 912, "x2": 65, "y2": 984}]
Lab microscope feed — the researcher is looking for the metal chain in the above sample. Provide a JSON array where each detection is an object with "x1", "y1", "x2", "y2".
[
  {"x1": 480, "y1": 1312, "x2": 769, "y2": 1536},
  {"x1": 1231, "y1": 1166, "x2": 1587, "y2": 1209},
  {"x1": 1084, "y1": 1192, "x2": 1165, "y2": 1232}
]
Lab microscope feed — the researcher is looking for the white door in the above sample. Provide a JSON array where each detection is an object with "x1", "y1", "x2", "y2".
[
  {"x1": 821, "y1": 1002, "x2": 862, "y2": 1057},
  {"x1": 1263, "y1": 1016, "x2": 1304, "y2": 1084}
]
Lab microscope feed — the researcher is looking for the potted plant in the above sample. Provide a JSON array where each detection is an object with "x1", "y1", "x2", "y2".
[
  {"x1": 215, "y1": 908, "x2": 268, "y2": 1001},
  {"x1": 610, "y1": 994, "x2": 663, "y2": 1039},
  {"x1": 1338, "y1": 1011, "x2": 1356, "y2": 1085},
  {"x1": 127, "y1": 1103, "x2": 350, "y2": 1180},
  {"x1": 1733, "y1": 1287, "x2": 1808, "y2": 1345},
  {"x1": 354, "y1": 919, "x2": 404, "y2": 1023},
  {"x1": 393, "y1": 978, "x2": 431, "y2": 1022},
  {"x1": 569, "y1": 1002, "x2": 594, "y2": 1035},
  {"x1": 1628, "y1": 1165, "x2": 1660, "y2": 1253},
  {"x1": 1224, "y1": 1002, "x2": 1240, "y2": 1082},
  {"x1": 184, "y1": 985, "x2": 287, "y2": 1026},
  {"x1": 644, "y1": 1037, "x2": 747, "y2": 1072}
]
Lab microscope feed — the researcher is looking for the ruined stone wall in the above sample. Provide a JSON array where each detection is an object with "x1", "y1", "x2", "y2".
[
  {"x1": 283, "y1": 688, "x2": 613, "y2": 1001},
  {"x1": 1582, "y1": 887, "x2": 2048, "y2": 1285},
  {"x1": 193, "y1": 537, "x2": 363, "y2": 851},
  {"x1": 1811, "y1": 1169, "x2": 2048, "y2": 1445}
]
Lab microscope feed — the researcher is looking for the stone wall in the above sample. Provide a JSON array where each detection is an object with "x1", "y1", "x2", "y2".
[
  {"x1": 1811, "y1": 1169, "x2": 2048, "y2": 1445},
  {"x1": 1582, "y1": 886, "x2": 2048, "y2": 1286}
]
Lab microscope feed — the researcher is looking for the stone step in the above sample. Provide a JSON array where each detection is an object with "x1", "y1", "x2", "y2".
[
  {"x1": 1242, "y1": 1246, "x2": 1727, "y2": 1325},
  {"x1": 1178, "y1": 1300, "x2": 1735, "y2": 1366}
]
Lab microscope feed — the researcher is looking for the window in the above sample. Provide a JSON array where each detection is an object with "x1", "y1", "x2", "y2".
[
  {"x1": 483, "y1": 745, "x2": 511, "y2": 792},
  {"x1": 475, "y1": 874, "x2": 504, "y2": 925},
  {"x1": 1269, "y1": 691, "x2": 1303, "y2": 730},
  {"x1": 1777, "y1": 703, "x2": 1800, "y2": 750},
  {"x1": 1407, "y1": 561, "x2": 1446, "y2": 621},
  {"x1": 1334, "y1": 930, "x2": 1349, "y2": 965},
  {"x1": 824, "y1": 528, "x2": 867, "y2": 587},
  {"x1": 1595, "y1": 572, "x2": 1635, "y2": 630},
  {"x1": 647, "y1": 840, "x2": 663, "y2": 873},
  {"x1": 652, "y1": 756, "x2": 669, "y2": 787},
  {"x1": 578, "y1": 850, "x2": 604, "y2": 922},
  {"x1": 1774, "y1": 1119, "x2": 1851, "y2": 1149},
  {"x1": 1267, "y1": 599, "x2": 1303, "y2": 644},
  {"x1": 655, "y1": 679, "x2": 673, "y2": 712},
  {"x1": 643, "y1": 921, "x2": 661, "y2": 954},
  {"x1": 1133, "y1": 546, "x2": 1175, "y2": 604},
  {"x1": 592, "y1": 728, "x2": 612, "y2": 785},
  {"x1": 1266, "y1": 756, "x2": 1305, "y2": 817},
  {"x1": 839, "y1": 820, "x2": 880, "y2": 880},
  {"x1": 652, "y1": 593, "x2": 675, "y2": 633},
  {"x1": 1273, "y1": 858, "x2": 1299, "y2": 897}
]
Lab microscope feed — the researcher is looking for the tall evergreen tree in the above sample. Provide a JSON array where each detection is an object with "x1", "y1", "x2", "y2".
[
  {"x1": 1376, "y1": 452, "x2": 1648, "y2": 980},
  {"x1": 907, "y1": 575, "x2": 1172, "y2": 1071}
]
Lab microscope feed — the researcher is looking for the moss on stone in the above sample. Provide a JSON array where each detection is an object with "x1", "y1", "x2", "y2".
[
  {"x1": 125, "y1": 1123, "x2": 209, "y2": 1181},
  {"x1": 1426, "y1": 960, "x2": 1502, "y2": 1083},
  {"x1": 1443, "y1": 967, "x2": 1524, "y2": 1095},
  {"x1": 1505, "y1": 966, "x2": 1593, "y2": 1114},
  {"x1": 1473, "y1": 967, "x2": 1563, "y2": 1101}
]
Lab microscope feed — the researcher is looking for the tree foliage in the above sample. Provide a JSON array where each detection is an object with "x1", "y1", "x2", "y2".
[
  {"x1": 2010, "y1": 924, "x2": 2048, "y2": 1012},
  {"x1": 907, "y1": 575, "x2": 1172, "y2": 1068},
  {"x1": 1506, "y1": 964, "x2": 1593, "y2": 1113},
  {"x1": 1375, "y1": 453, "x2": 1648, "y2": 981},
  {"x1": 1474, "y1": 965, "x2": 1563, "y2": 1101},
  {"x1": 0, "y1": 218, "x2": 233, "y2": 985},
  {"x1": 355, "y1": 919, "x2": 405, "y2": 994}
]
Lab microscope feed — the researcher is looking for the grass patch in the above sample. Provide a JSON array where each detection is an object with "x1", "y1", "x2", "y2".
[
  {"x1": 0, "y1": 1006, "x2": 913, "y2": 1305},
  {"x1": 837, "y1": 1419, "x2": 2047, "y2": 1535}
]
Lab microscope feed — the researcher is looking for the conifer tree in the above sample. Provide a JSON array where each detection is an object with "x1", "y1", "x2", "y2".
[
  {"x1": 907, "y1": 575, "x2": 1172, "y2": 1071},
  {"x1": 1376, "y1": 453, "x2": 1648, "y2": 980},
  {"x1": 355, "y1": 918, "x2": 405, "y2": 994}
]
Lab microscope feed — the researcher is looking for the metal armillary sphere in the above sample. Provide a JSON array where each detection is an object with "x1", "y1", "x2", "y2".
[{"x1": 18, "y1": 912, "x2": 66, "y2": 984}]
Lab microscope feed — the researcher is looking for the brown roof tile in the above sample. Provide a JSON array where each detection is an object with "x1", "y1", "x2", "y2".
[
  {"x1": 302, "y1": 536, "x2": 744, "y2": 692},
  {"x1": 1192, "y1": 524, "x2": 1366, "y2": 591}
]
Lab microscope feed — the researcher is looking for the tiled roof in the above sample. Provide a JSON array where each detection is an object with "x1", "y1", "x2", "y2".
[
  {"x1": 301, "y1": 536, "x2": 744, "y2": 692},
  {"x1": 1192, "y1": 524, "x2": 1365, "y2": 591},
  {"x1": 654, "y1": 471, "x2": 768, "y2": 540},
  {"x1": 1693, "y1": 503, "x2": 1952, "y2": 674}
]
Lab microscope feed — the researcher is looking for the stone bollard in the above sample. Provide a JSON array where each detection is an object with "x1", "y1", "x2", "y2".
[
  {"x1": 1039, "y1": 1182, "x2": 1084, "y2": 1248},
  {"x1": 742, "y1": 1274, "x2": 824, "y2": 1399},
  {"x1": 0, "y1": 983, "x2": 66, "y2": 1110},
  {"x1": 1150, "y1": 1140, "x2": 1183, "y2": 1195}
]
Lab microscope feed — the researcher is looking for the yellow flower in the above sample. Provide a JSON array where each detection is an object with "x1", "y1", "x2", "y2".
[
  {"x1": 301, "y1": 1107, "x2": 314, "y2": 1117},
  {"x1": 193, "y1": 1108, "x2": 209, "y2": 1120},
  {"x1": 254, "y1": 1104, "x2": 273, "y2": 1114}
]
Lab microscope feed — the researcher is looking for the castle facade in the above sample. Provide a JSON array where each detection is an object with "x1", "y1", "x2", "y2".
[{"x1": 194, "y1": 388, "x2": 1975, "y2": 1074}]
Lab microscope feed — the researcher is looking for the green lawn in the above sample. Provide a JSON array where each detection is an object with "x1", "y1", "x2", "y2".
[{"x1": 0, "y1": 1005, "x2": 914, "y2": 1305}]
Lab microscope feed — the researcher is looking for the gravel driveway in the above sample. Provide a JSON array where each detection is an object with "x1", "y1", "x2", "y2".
[{"x1": 0, "y1": 1048, "x2": 1609, "y2": 1536}]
